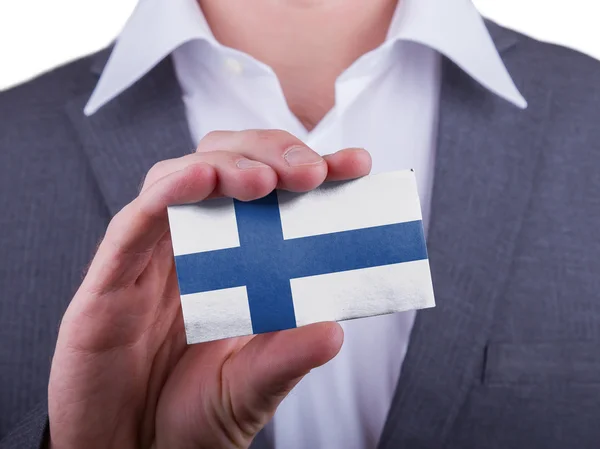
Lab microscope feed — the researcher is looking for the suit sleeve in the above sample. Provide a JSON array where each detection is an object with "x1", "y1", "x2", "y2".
[{"x1": 0, "y1": 403, "x2": 49, "y2": 449}]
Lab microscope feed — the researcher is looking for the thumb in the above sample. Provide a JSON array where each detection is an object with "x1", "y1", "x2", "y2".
[
  {"x1": 156, "y1": 323, "x2": 343, "y2": 449},
  {"x1": 228, "y1": 322, "x2": 344, "y2": 434}
]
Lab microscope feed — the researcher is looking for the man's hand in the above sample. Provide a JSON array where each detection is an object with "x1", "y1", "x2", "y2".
[{"x1": 48, "y1": 130, "x2": 372, "y2": 449}]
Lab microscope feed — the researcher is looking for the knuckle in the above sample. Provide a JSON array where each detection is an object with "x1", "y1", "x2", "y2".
[
  {"x1": 245, "y1": 129, "x2": 301, "y2": 152},
  {"x1": 104, "y1": 201, "x2": 155, "y2": 258},
  {"x1": 144, "y1": 160, "x2": 169, "y2": 187},
  {"x1": 204, "y1": 130, "x2": 229, "y2": 140},
  {"x1": 221, "y1": 150, "x2": 244, "y2": 163},
  {"x1": 197, "y1": 130, "x2": 230, "y2": 152},
  {"x1": 104, "y1": 204, "x2": 134, "y2": 244},
  {"x1": 105, "y1": 205, "x2": 127, "y2": 235},
  {"x1": 204, "y1": 150, "x2": 243, "y2": 166}
]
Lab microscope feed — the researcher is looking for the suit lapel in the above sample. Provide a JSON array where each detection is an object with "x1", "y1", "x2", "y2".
[
  {"x1": 378, "y1": 35, "x2": 550, "y2": 449},
  {"x1": 66, "y1": 55, "x2": 193, "y2": 216}
]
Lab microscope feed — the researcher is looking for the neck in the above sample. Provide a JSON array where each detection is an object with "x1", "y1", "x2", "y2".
[{"x1": 198, "y1": 0, "x2": 398, "y2": 131}]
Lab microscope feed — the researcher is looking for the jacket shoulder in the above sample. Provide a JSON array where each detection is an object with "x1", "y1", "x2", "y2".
[
  {"x1": 499, "y1": 26, "x2": 600, "y2": 164},
  {"x1": 0, "y1": 50, "x2": 104, "y2": 176},
  {"x1": 502, "y1": 26, "x2": 600, "y2": 108},
  {"x1": 0, "y1": 51, "x2": 100, "y2": 132}
]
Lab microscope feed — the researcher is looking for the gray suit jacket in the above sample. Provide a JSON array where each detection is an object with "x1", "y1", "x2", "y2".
[{"x1": 1, "y1": 22, "x2": 600, "y2": 449}]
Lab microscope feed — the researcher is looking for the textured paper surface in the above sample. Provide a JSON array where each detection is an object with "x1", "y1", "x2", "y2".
[
  {"x1": 277, "y1": 170, "x2": 422, "y2": 239},
  {"x1": 168, "y1": 170, "x2": 435, "y2": 344},
  {"x1": 290, "y1": 259, "x2": 433, "y2": 326}
]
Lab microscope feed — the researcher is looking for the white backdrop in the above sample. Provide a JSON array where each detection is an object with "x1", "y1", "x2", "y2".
[{"x1": 0, "y1": 0, "x2": 599, "y2": 90}]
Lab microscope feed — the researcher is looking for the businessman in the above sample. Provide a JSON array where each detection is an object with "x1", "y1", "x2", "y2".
[{"x1": 1, "y1": 0, "x2": 600, "y2": 448}]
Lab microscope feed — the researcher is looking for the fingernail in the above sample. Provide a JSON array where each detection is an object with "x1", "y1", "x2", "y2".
[
  {"x1": 236, "y1": 158, "x2": 268, "y2": 170},
  {"x1": 284, "y1": 146, "x2": 323, "y2": 166}
]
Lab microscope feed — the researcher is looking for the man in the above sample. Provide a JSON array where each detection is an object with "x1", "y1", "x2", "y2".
[{"x1": 1, "y1": 0, "x2": 599, "y2": 447}]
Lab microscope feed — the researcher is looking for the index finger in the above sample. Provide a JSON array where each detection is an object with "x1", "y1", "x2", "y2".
[{"x1": 85, "y1": 162, "x2": 217, "y2": 292}]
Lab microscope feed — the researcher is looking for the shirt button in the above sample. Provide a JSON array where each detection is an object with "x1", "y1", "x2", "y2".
[{"x1": 224, "y1": 57, "x2": 244, "y2": 75}]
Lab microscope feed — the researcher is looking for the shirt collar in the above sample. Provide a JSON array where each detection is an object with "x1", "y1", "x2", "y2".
[{"x1": 84, "y1": 0, "x2": 526, "y2": 116}]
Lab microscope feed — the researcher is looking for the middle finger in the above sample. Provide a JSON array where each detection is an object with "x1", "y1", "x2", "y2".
[{"x1": 197, "y1": 129, "x2": 328, "y2": 192}]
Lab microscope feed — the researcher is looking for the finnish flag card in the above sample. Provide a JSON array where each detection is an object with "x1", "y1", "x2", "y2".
[{"x1": 168, "y1": 170, "x2": 435, "y2": 344}]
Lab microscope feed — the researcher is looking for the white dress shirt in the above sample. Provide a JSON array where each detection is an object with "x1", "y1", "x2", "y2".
[{"x1": 85, "y1": 0, "x2": 525, "y2": 448}]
